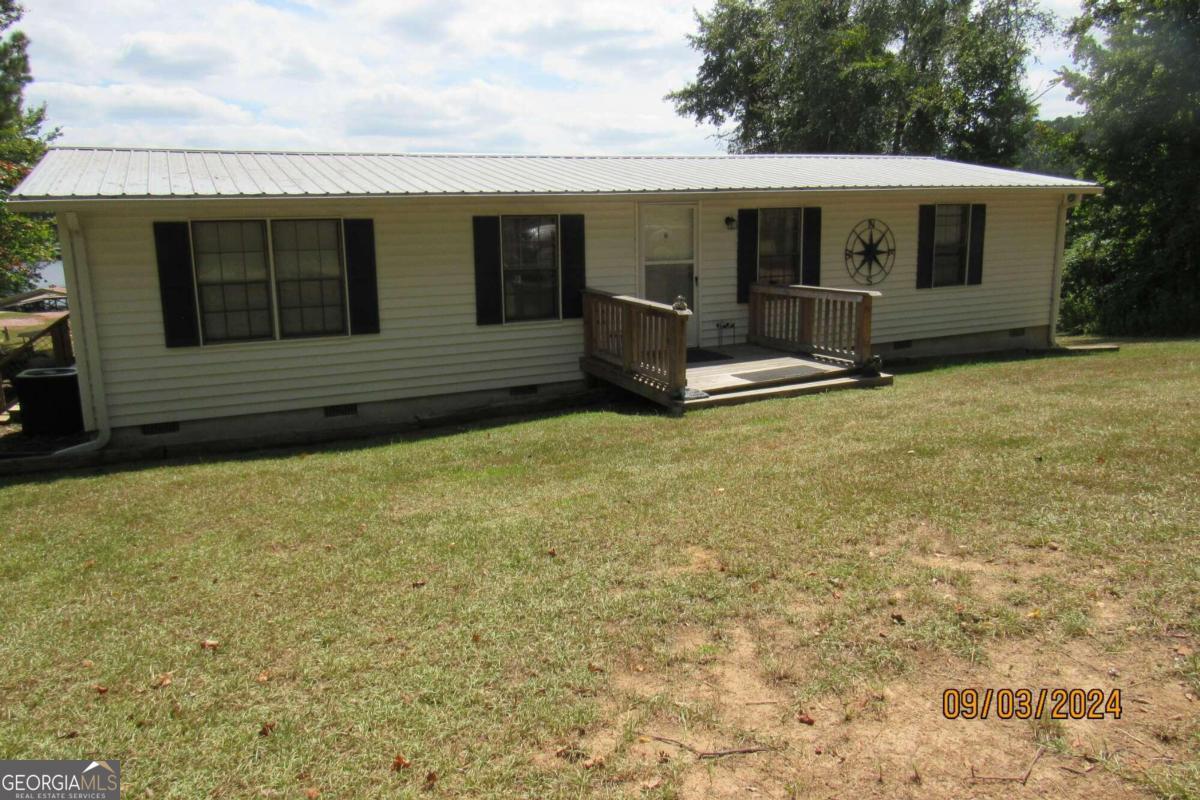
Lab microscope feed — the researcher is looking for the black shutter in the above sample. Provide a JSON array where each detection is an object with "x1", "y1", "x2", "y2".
[
  {"x1": 736, "y1": 209, "x2": 758, "y2": 304},
  {"x1": 559, "y1": 214, "x2": 585, "y2": 319},
  {"x1": 153, "y1": 221, "x2": 200, "y2": 348},
  {"x1": 343, "y1": 219, "x2": 380, "y2": 335},
  {"x1": 801, "y1": 207, "x2": 821, "y2": 285},
  {"x1": 916, "y1": 204, "x2": 936, "y2": 289},
  {"x1": 473, "y1": 216, "x2": 503, "y2": 325},
  {"x1": 967, "y1": 204, "x2": 986, "y2": 285}
]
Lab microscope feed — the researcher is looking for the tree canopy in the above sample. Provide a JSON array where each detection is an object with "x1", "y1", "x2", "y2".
[
  {"x1": 669, "y1": 0, "x2": 1052, "y2": 165},
  {"x1": 1055, "y1": 0, "x2": 1200, "y2": 335},
  {"x1": 0, "y1": 0, "x2": 57, "y2": 296}
]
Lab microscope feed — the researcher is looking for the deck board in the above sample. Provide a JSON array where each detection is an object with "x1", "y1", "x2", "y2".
[{"x1": 686, "y1": 344, "x2": 843, "y2": 393}]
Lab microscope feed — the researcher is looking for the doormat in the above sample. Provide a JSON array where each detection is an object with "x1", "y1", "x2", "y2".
[
  {"x1": 687, "y1": 348, "x2": 733, "y2": 364},
  {"x1": 731, "y1": 365, "x2": 828, "y2": 383}
]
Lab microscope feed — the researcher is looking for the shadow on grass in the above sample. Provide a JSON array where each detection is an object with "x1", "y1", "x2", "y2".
[
  {"x1": 883, "y1": 342, "x2": 1124, "y2": 377},
  {"x1": 0, "y1": 338, "x2": 1160, "y2": 487},
  {"x1": 0, "y1": 387, "x2": 665, "y2": 487}
]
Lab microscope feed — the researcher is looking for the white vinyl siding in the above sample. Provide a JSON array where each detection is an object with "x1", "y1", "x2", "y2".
[
  {"x1": 698, "y1": 190, "x2": 1060, "y2": 347},
  {"x1": 69, "y1": 187, "x2": 1062, "y2": 428},
  {"x1": 77, "y1": 197, "x2": 636, "y2": 427}
]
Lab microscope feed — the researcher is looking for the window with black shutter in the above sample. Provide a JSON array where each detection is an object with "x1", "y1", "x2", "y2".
[
  {"x1": 473, "y1": 213, "x2": 585, "y2": 325},
  {"x1": 738, "y1": 207, "x2": 821, "y2": 303},
  {"x1": 153, "y1": 217, "x2": 378, "y2": 345},
  {"x1": 918, "y1": 204, "x2": 986, "y2": 288}
]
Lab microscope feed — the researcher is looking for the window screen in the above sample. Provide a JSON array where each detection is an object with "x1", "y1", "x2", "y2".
[
  {"x1": 192, "y1": 220, "x2": 273, "y2": 343},
  {"x1": 757, "y1": 208, "x2": 802, "y2": 285},
  {"x1": 271, "y1": 219, "x2": 346, "y2": 337},
  {"x1": 933, "y1": 205, "x2": 970, "y2": 287},
  {"x1": 501, "y1": 215, "x2": 558, "y2": 322}
]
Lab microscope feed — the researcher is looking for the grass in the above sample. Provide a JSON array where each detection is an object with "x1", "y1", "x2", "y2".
[
  {"x1": 1, "y1": 340, "x2": 1198, "y2": 798},
  {"x1": 0, "y1": 311, "x2": 61, "y2": 356}
]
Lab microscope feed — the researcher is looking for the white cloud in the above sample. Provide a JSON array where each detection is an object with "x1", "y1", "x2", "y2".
[{"x1": 20, "y1": 0, "x2": 1083, "y2": 155}]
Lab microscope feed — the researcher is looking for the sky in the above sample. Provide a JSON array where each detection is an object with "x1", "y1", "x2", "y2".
[{"x1": 21, "y1": 0, "x2": 1084, "y2": 158}]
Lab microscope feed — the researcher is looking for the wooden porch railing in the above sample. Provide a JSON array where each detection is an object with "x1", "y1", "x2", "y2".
[
  {"x1": 0, "y1": 313, "x2": 74, "y2": 412},
  {"x1": 581, "y1": 289, "x2": 691, "y2": 406},
  {"x1": 748, "y1": 283, "x2": 879, "y2": 367}
]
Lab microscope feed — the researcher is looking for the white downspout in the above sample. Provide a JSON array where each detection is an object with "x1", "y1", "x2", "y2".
[
  {"x1": 1047, "y1": 194, "x2": 1071, "y2": 348},
  {"x1": 53, "y1": 211, "x2": 110, "y2": 457}
]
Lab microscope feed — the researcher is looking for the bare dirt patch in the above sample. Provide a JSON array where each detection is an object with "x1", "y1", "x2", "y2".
[
  {"x1": 670, "y1": 545, "x2": 724, "y2": 575},
  {"x1": 563, "y1": 620, "x2": 1197, "y2": 798}
]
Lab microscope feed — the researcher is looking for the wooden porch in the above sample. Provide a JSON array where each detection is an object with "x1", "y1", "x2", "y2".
[{"x1": 580, "y1": 284, "x2": 892, "y2": 412}]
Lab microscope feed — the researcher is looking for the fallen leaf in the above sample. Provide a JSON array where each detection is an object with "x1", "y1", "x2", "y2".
[
  {"x1": 890, "y1": 612, "x2": 906, "y2": 625},
  {"x1": 797, "y1": 712, "x2": 815, "y2": 725},
  {"x1": 82, "y1": 559, "x2": 96, "y2": 569},
  {"x1": 634, "y1": 664, "x2": 646, "y2": 673},
  {"x1": 81, "y1": 659, "x2": 94, "y2": 668},
  {"x1": 1026, "y1": 608, "x2": 1043, "y2": 620},
  {"x1": 582, "y1": 755, "x2": 605, "y2": 769},
  {"x1": 471, "y1": 633, "x2": 481, "y2": 644},
  {"x1": 587, "y1": 663, "x2": 604, "y2": 673},
  {"x1": 153, "y1": 672, "x2": 173, "y2": 689},
  {"x1": 200, "y1": 639, "x2": 220, "y2": 651},
  {"x1": 304, "y1": 789, "x2": 320, "y2": 800},
  {"x1": 259, "y1": 721, "x2": 276, "y2": 737},
  {"x1": 547, "y1": 548, "x2": 557, "y2": 557},
  {"x1": 1047, "y1": 541, "x2": 1061, "y2": 551},
  {"x1": 423, "y1": 771, "x2": 437, "y2": 789},
  {"x1": 58, "y1": 730, "x2": 79, "y2": 739},
  {"x1": 641, "y1": 776, "x2": 663, "y2": 790},
  {"x1": 554, "y1": 746, "x2": 586, "y2": 762},
  {"x1": 411, "y1": 579, "x2": 427, "y2": 589},
  {"x1": 257, "y1": 670, "x2": 270, "y2": 683},
  {"x1": 1176, "y1": 646, "x2": 1194, "y2": 658},
  {"x1": 392, "y1": 754, "x2": 411, "y2": 771},
  {"x1": 92, "y1": 684, "x2": 108, "y2": 695}
]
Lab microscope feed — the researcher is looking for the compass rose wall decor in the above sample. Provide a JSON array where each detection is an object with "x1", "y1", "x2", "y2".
[{"x1": 844, "y1": 219, "x2": 895, "y2": 286}]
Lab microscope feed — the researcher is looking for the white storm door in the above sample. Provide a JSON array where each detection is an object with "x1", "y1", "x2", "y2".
[{"x1": 640, "y1": 203, "x2": 699, "y2": 348}]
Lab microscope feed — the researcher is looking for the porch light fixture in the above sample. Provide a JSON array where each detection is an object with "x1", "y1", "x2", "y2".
[{"x1": 724, "y1": 216, "x2": 737, "y2": 230}]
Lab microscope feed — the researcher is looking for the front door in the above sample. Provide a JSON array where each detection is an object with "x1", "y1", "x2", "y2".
[{"x1": 641, "y1": 203, "x2": 700, "y2": 348}]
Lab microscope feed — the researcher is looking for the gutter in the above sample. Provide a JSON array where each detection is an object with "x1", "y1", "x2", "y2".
[{"x1": 52, "y1": 211, "x2": 110, "y2": 457}]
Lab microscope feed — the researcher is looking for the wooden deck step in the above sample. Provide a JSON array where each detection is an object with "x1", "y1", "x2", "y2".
[
  {"x1": 680, "y1": 372, "x2": 894, "y2": 409},
  {"x1": 702, "y1": 364, "x2": 857, "y2": 395}
]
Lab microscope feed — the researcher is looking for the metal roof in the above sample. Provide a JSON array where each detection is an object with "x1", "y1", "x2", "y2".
[{"x1": 11, "y1": 147, "x2": 1098, "y2": 202}]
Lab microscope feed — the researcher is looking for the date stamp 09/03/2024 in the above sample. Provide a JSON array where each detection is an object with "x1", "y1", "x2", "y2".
[{"x1": 942, "y1": 688, "x2": 1123, "y2": 720}]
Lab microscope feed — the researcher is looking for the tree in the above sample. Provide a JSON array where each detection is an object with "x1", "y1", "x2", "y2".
[
  {"x1": 0, "y1": 0, "x2": 57, "y2": 297},
  {"x1": 1017, "y1": 116, "x2": 1086, "y2": 178},
  {"x1": 1057, "y1": 0, "x2": 1200, "y2": 335},
  {"x1": 668, "y1": 0, "x2": 1051, "y2": 165}
]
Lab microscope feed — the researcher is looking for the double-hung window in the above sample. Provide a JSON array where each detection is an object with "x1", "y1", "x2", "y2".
[
  {"x1": 190, "y1": 218, "x2": 349, "y2": 344},
  {"x1": 192, "y1": 221, "x2": 274, "y2": 342},
  {"x1": 932, "y1": 204, "x2": 971, "y2": 287},
  {"x1": 500, "y1": 215, "x2": 559, "y2": 322},
  {"x1": 271, "y1": 219, "x2": 346, "y2": 337},
  {"x1": 757, "y1": 207, "x2": 804, "y2": 285}
]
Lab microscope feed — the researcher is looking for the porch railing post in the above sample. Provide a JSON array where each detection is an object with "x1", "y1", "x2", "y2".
[
  {"x1": 855, "y1": 293, "x2": 873, "y2": 366},
  {"x1": 669, "y1": 297, "x2": 689, "y2": 397},
  {"x1": 621, "y1": 302, "x2": 635, "y2": 374}
]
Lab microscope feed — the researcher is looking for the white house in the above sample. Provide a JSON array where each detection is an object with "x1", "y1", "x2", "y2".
[{"x1": 11, "y1": 147, "x2": 1098, "y2": 451}]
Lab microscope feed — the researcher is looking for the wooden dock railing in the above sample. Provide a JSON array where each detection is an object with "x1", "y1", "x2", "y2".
[
  {"x1": 748, "y1": 283, "x2": 879, "y2": 367},
  {"x1": 581, "y1": 289, "x2": 691, "y2": 406}
]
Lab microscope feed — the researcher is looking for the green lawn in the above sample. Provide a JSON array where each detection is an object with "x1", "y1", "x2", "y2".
[{"x1": 1, "y1": 341, "x2": 1197, "y2": 799}]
